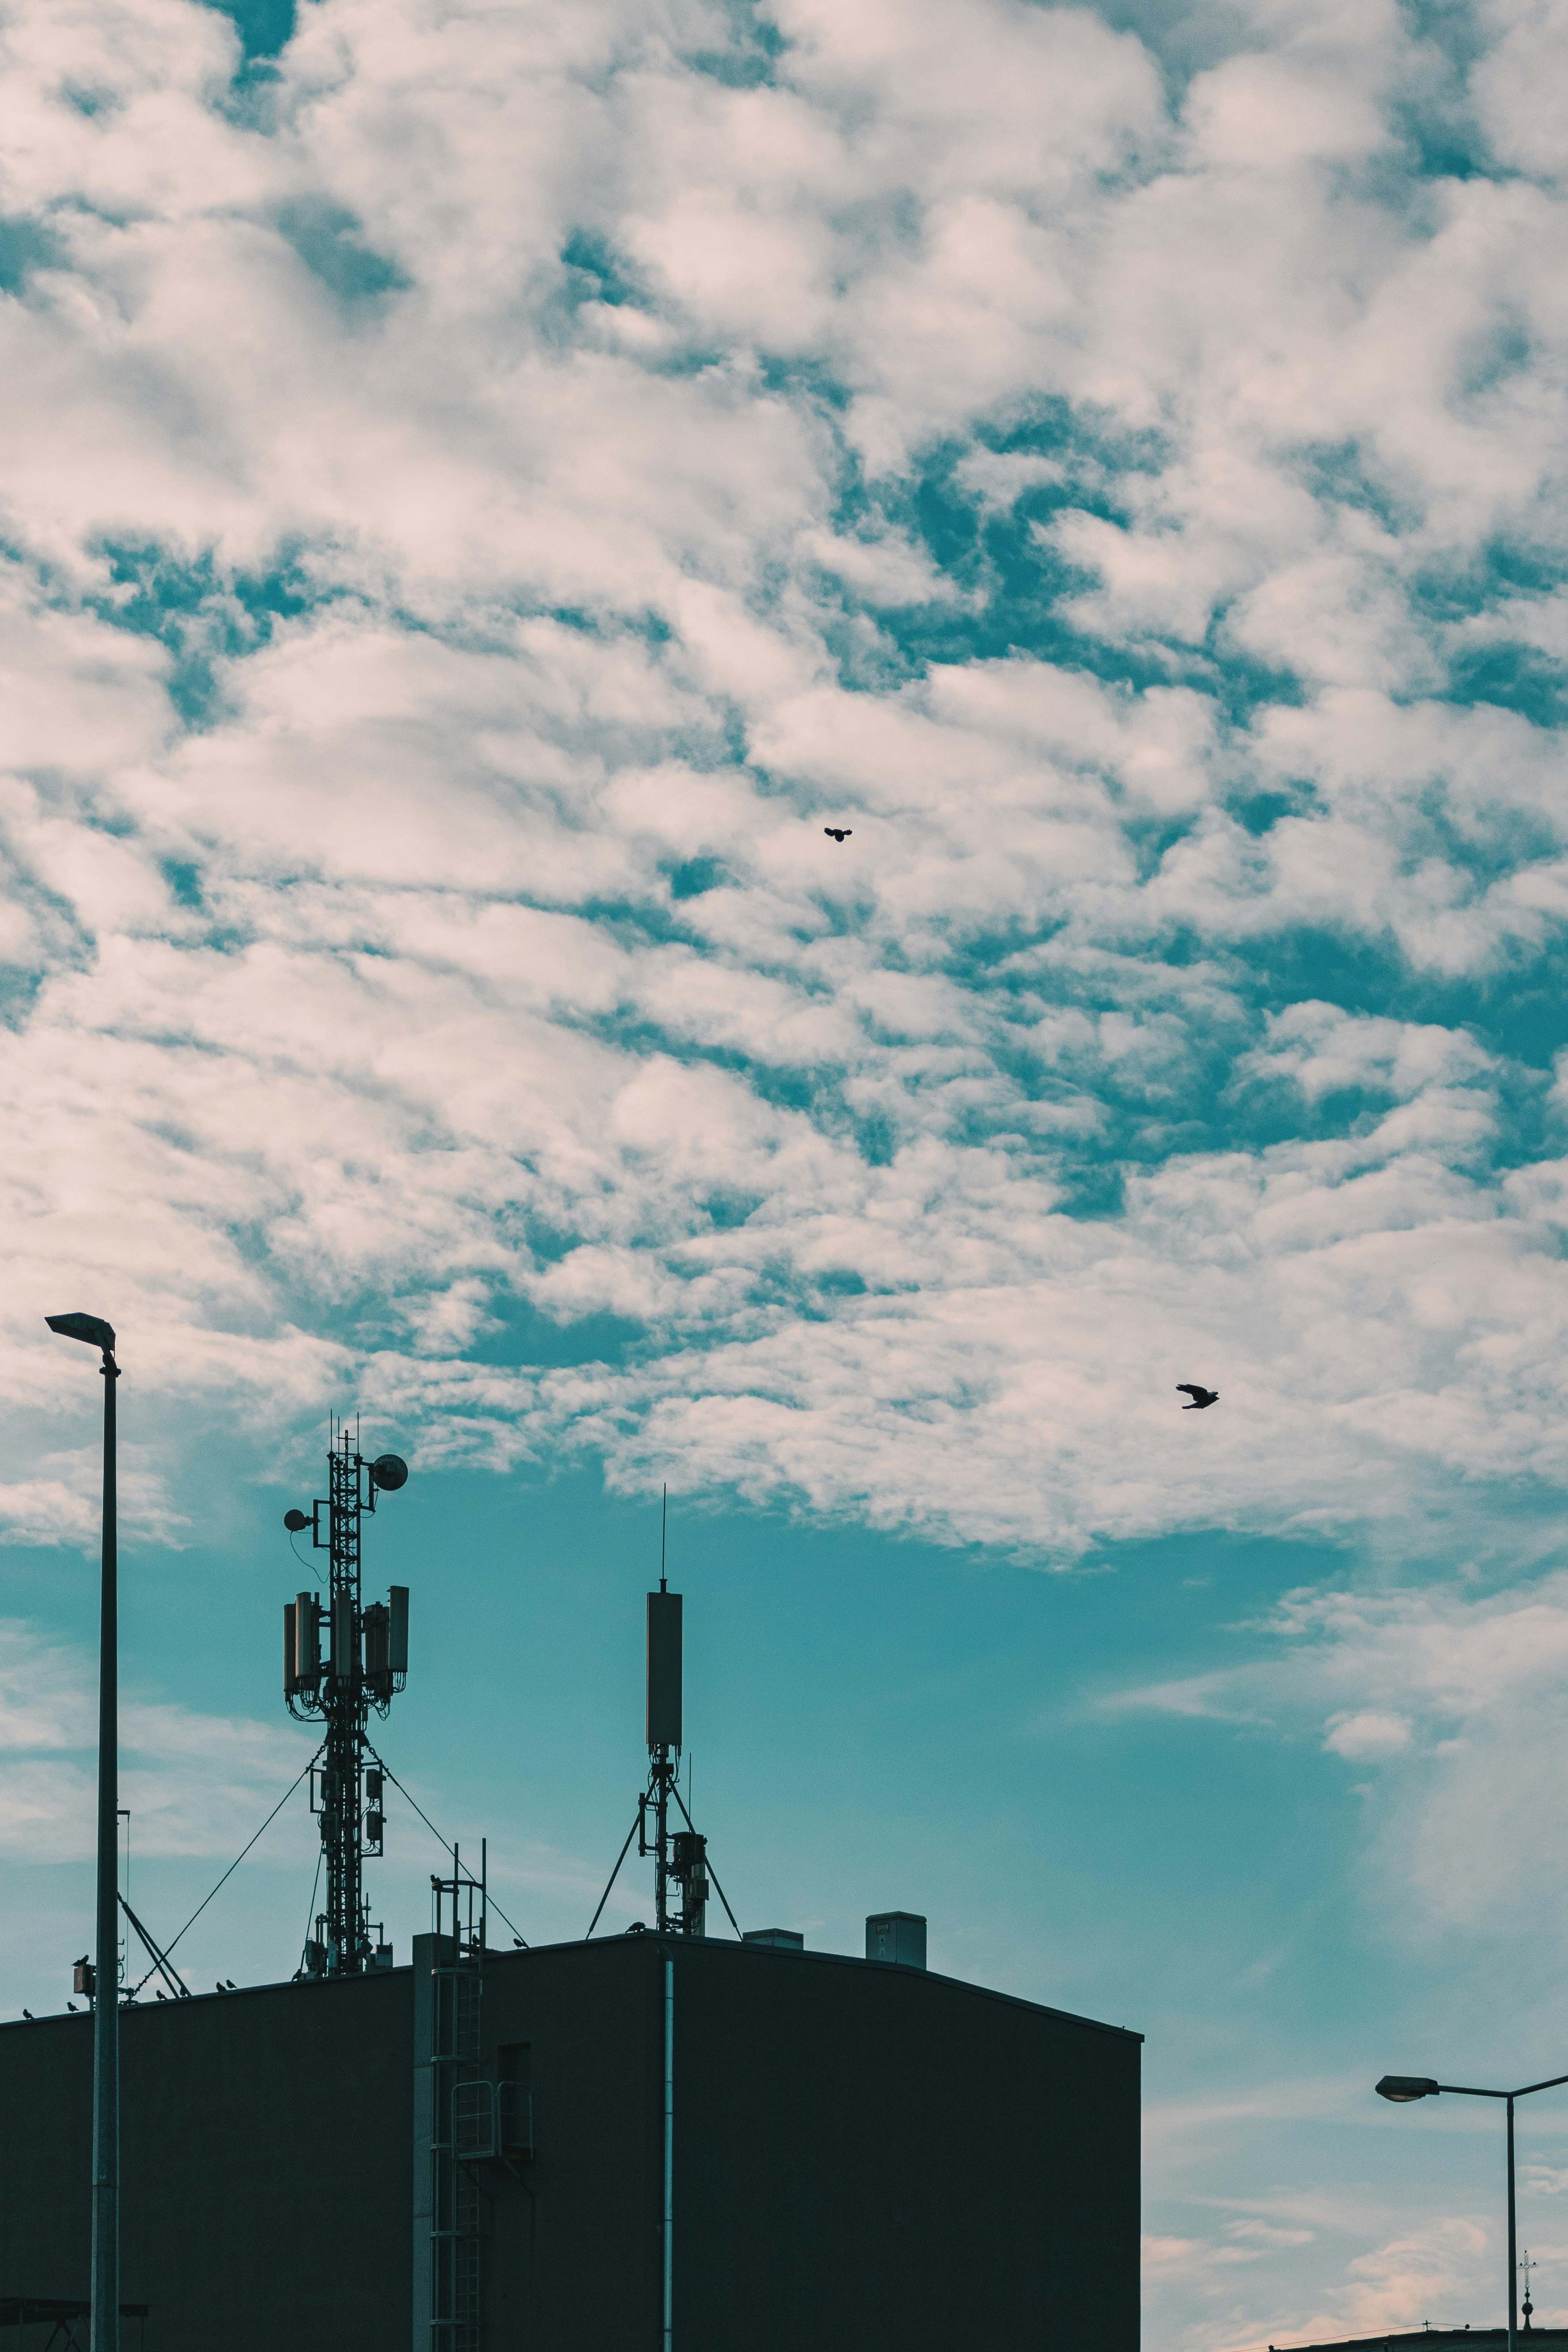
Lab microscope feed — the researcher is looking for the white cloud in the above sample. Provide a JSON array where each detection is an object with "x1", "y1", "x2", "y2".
[
  {"x1": 1113, "y1": 1568, "x2": 1568, "y2": 1969},
  {"x1": 0, "y1": 1622, "x2": 314, "y2": 1863},
  {"x1": 1322, "y1": 1709, "x2": 1412, "y2": 1758},
  {"x1": 1228, "y1": 2219, "x2": 1315, "y2": 2248},
  {"x1": 949, "y1": 450, "x2": 1067, "y2": 511},
  {"x1": 0, "y1": 0, "x2": 1565, "y2": 1584}
]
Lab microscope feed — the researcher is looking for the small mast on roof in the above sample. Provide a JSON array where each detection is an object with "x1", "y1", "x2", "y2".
[{"x1": 586, "y1": 1486, "x2": 742, "y2": 1940}]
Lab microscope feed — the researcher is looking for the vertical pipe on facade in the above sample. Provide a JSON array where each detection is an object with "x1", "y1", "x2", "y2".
[{"x1": 663, "y1": 1954, "x2": 674, "y2": 2352}]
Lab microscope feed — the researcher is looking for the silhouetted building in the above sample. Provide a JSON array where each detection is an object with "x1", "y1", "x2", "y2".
[
  {"x1": 0, "y1": 1928, "x2": 1140, "y2": 2352},
  {"x1": 1272, "y1": 2333, "x2": 1568, "y2": 2350}
]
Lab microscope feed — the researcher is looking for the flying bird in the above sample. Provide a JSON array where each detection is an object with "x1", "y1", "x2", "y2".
[
  {"x1": 1177, "y1": 1383, "x2": 1219, "y2": 1410},
  {"x1": 823, "y1": 827, "x2": 852, "y2": 842}
]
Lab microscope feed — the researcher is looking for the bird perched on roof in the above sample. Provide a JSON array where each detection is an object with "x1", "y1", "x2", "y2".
[
  {"x1": 824, "y1": 827, "x2": 852, "y2": 842},
  {"x1": 22, "y1": 2010, "x2": 33, "y2": 2021},
  {"x1": 1177, "y1": 1383, "x2": 1219, "y2": 1410},
  {"x1": 225, "y1": 1979, "x2": 236, "y2": 1989},
  {"x1": 67, "y1": 2001, "x2": 78, "y2": 2012}
]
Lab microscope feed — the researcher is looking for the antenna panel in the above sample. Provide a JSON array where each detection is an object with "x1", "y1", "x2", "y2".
[
  {"x1": 362, "y1": 1602, "x2": 390, "y2": 1683},
  {"x1": 388, "y1": 1585, "x2": 409, "y2": 1674},
  {"x1": 295, "y1": 1592, "x2": 320, "y2": 1683},
  {"x1": 331, "y1": 1589, "x2": 356, "y2": 1682},
  {"x1": 646, "y1": 1591, "x2": 682, "y2": 1752}
]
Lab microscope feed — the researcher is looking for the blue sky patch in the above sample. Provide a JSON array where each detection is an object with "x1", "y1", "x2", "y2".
[
  {"x1": 273, "y1": 200, "x2": 410, "y2": 306},
  {"x1": 559, "y1": 229, "x2": 649, "y2": 311},
  {"x1": 684, "y1": 0, "x2": 789, "y2": 89},
  {"x1": 0, "y1": 216, "x2": 62, "y2": 295},
  {"x1": 77, "y1": 541, "x2": 321, "y2": 727},
  {"x1": 204, "y1": 0, "x2": 296, "y2": 62}
]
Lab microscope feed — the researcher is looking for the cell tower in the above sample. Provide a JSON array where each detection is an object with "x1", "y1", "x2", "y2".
[
  {"x1": 643, "y1": 1579, "x2": 703, "y2": 1932},
  {"x1": 587, "y1": 1515, "x2": 742, "y2": 1939},
  {"x1": 282, "y1": 1419, "x2": 411, "y2": 1977}
]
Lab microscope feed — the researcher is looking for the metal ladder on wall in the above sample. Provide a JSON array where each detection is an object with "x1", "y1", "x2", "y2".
[{"x1": 431, "y1": 1844, "x2": 487, "y2": 2352}]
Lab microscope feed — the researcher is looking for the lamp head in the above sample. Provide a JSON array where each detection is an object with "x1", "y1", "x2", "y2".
[
  {"x1": 370, "y1": 1454, "x2": 408, "y2": 1493},
  {"x1": 1376, "y1": 2076, "x2": 1441, "y2": 2103},
  {"x1": 45, "y1": 1312, "x2": 116, "y2": 1355},
  {"x1": 283, "y1": 1510, "x2": 311, "y2": 1534}
]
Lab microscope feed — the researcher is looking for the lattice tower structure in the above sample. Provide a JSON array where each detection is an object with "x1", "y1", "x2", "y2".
[
  {"x1": 324, "y1": 1437, "x2": 366, "y2": 1970},
  {"x1": 284, "y1": 1425, "x2": 409, "y2": 1977}
]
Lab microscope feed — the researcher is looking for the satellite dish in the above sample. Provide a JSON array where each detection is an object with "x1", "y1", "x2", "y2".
[
  {"x1": 283, "y1": 1509, "x2": 311, "y2": 1533},
  {"x1": 371, "y1": 1454, "x2": 409, "y2": 1492}
]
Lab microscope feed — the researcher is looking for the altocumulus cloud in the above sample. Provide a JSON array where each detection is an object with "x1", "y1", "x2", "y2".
[
  {"x1": 1110, "y1": 1567, "x2": 1568, "y2": 1990},
  {"x1": 4, "y1": 0, "x2": 1568, "y2": 1559}
]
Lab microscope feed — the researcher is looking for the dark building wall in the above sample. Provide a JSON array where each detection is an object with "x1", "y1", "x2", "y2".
[
  {"x1": 676, "y1": 1939, "x2": 1139, "y2": 2352},
  {"x1": 0, "y1": 1938, "x2": 1138, "y2": 2352},
  {"x1": 460, "y1": 1936, "x2": 1141, "y2": 2352},
  {"x1": 0, "y1": 1969, "x2": 412, "y2": 2352},
  {"x1": 0, "y1": 2009, "x2": 91, "y2": 2311},
  {"x1": 434, "y1": 1936, "x2": 666, "y2": 2348}
]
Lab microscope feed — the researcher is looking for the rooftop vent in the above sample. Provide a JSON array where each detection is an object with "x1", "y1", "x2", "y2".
[
  {"x1": 743, "y1": 1928, "x2": 804, "y2": 1951},
  {"x1": 865, "y1": 1913, "x2": 926, "y2": 1970}
]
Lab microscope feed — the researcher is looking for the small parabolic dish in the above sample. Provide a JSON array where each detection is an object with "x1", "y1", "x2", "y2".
[{"x1": 371, "y1": 1454, "x2": 409, "y2": 1492}]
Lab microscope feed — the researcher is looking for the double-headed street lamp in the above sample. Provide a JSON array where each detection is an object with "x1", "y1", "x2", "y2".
[
  {"x1": 1376, "y1": 2068, "x2": 1568, "y2": 2352},
  {"x1": 46, "y1": 1311, "x2": 121, "y2": 2352}
]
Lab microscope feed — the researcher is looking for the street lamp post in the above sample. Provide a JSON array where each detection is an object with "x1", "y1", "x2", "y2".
[
  {"x1": 1376, "y1": 2069, "x2": 1568, "y2": 2352},
  {"x1": 46, "y1": 1311, "x2": 121, "y2": 2352}
]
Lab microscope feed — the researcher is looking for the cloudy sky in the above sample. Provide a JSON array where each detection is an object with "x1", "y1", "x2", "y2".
[{"x1": 6, "y1": 0, "x2": 1568, "y2": 2339}]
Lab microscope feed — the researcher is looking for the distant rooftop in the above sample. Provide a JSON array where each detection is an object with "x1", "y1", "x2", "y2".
[{"x1": 1272, "y1": 2332, "x2": 1568, "y2": 2351}]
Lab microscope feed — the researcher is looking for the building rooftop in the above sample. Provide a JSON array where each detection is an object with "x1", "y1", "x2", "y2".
[{"x1": 1272, "y1": 2332, "x2": 1568, "y2": 2350}]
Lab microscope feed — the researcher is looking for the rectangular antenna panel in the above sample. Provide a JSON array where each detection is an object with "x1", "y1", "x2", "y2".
[
  {"x1": 388, "y1": 1585, "x2": 409, "y2": 1674},
  {"x1": 295, "y1": 1593, "x2": 320, "y2": 1682},
  {"x1": 283, "y1": 1602, "x2": 297, "y2": 1697},
  {"x1": 646, "y1": 1590, "x2": 682, "y2": 1751},
  {"x1": 331, "y1": 1590, "x2": 355, "y2": 1682},
  {"x1": 362, "y1": 1603, "x2": 390, "y2": 1681}
]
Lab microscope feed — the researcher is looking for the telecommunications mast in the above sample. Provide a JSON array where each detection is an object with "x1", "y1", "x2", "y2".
[
  {"x1": 587, "y1": 1500, "x2": 743, "y2": 1940},
  {"x1": 282, "y1": 1419, "x2": 411, "y2": 1977},
  {"x1": 644, "y1": 1577, "x2": 699, "y2": 1933}
]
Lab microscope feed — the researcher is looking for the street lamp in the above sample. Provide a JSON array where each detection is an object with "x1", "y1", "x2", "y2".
[
  {"x1": 1375, "y1": 2067, "x2": 1568, "y2": 2352},
  {"x1": 46, "y1": 1311, "x2": 121, "y2": 2352}
]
